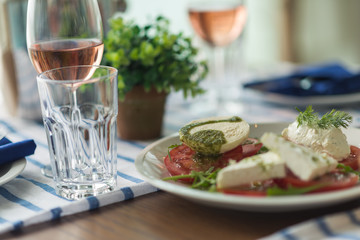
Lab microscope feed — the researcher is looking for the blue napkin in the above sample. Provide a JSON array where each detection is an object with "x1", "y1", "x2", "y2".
[
  {"x1": 0, "y1": 137, "x2": 36, "y2": 166},
  {"x1": 243, "y1": 63, "x2": 360, "y2": 96}
]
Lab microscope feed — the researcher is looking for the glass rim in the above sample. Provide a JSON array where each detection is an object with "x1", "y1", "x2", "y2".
[
  {"x1": 187, "y1": 0, "x2": 245, "y2": 10},
  {"x1": 36, "y1": 65, "x2": 118, "y2": 84}
]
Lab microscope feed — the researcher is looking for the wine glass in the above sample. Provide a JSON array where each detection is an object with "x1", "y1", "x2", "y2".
[
  {"x1": 188, "y1": 0, "x2": 247, "y2": 112},
  {"x1": 26, "y1": 0, "x2": 104, "y2": 177}
]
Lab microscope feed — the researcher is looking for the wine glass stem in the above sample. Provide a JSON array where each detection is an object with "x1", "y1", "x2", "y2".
[{"x1": 213, "y1": 46, "x2": 225, "y2": 83}]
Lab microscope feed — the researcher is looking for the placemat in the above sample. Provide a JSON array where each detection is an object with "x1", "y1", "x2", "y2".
[{"x1": 262, "y1": 209, "x2": 360, "y2": 240}]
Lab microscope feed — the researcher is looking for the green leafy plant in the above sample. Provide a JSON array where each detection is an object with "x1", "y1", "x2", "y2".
[{"x1": 102, "y1": 16, "x2": 208, "y2": 100}]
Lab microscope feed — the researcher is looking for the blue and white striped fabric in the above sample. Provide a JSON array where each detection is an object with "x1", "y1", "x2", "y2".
[
  {"x1": 0, "y1": 117, "x2": 158, "y2": 234},
  {"x1": 262, "y1": 210, "x2": 360, "y2": 240}
]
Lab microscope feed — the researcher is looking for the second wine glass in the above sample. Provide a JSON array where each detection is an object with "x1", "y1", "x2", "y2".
[
  {"x1": 188, "y1": 0, "x2": 247, "y2": 111},
  {"x1": 26, "y1": 0, "x2": 104, "y2": 177}
]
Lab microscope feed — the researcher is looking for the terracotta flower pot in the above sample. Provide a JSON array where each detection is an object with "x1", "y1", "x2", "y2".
[{"x1": 117, "y1": 86, "x2": 167, "y2": 140}]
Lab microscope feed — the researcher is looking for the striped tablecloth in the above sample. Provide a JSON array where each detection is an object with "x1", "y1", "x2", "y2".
[
  {"x1": 261, "y1": 209, "x2": 360, "y2": 240},
  {"x1": 0, "y1": 117, "x2": 158, "y2": 234},
  {"x1": 2, "y1": 91, "x2": 360, "y2": 237}
]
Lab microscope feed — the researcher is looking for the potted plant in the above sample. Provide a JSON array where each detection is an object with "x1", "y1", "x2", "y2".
[{"x1": 102, "y1": 16, "x2": 208, "y2": 140}]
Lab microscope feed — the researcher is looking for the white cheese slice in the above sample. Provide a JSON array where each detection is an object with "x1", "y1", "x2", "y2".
[
  {"x1": 216, "y1": 151, "x2": 285, "y2": 189},
  {"x1": 179, "y1": 116, "x2": 250, "y2": 155},
  {"x1": 261, "y1": 132, "x2": 338, "y2": 181}
]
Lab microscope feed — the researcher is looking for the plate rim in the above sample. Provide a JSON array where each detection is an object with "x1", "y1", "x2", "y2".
[
  {"x1": 245, "y1": 88, "x2": 360, "y2": 106},
  {"x1": 0, "y1": 158, "x2": 27, "y2": 186},
  {"x1": 135, "y1": 122, "x2": 360, "y2": 212}
]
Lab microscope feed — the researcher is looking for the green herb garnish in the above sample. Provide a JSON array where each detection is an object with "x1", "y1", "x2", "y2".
[
  {"x1": 337, "y1": 163, "x2": 360, "y2": 176},
  {"x1": 167, "y1": 144, "x2": 181, "y2": 162},
  {"x1": 296, "y1": 105, "x2": 352, "y2": 129},
  {"x1": 257, "y1": 145, "x2": 269, "y2": 154},
  {"x1": 266, "y1": 184, "x2": 328, "y2": 196},
  {"x1": 163, "y1": 167, "x2": 219, "y2": 192}
]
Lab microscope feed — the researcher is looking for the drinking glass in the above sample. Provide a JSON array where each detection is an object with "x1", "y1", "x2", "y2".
[
  {"x1": 26, "y1": 0, "x2": 104, "y2": 177},
  {"x1": 188, "y1": 0, "x2": 247, "y2": 110},
  {"x1": 37, "y1": 65, "x2": 118, "y2": 200}
]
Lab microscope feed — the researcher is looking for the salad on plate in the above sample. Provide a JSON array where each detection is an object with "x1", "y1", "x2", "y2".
[{"x1": 163, "y1": 106, "x2": 360, "y2": 197}]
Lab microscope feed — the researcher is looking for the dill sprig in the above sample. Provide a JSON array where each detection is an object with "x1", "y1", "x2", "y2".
[{"x1": 296, "y1": 106, "x2": 352, "y2": 129}]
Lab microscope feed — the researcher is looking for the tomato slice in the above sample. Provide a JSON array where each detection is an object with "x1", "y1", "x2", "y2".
[
  {"x1": 220, "y1": 144, "x2": 243, "y2": 162},
  {"x1": 339, "y1": 145, "x2": 360, "y2": 170},
  {"x1": 163, "y1": 144, "x2": 196, "y2": 182},
  {"x1": 241, "y1": 138, "x2": 263, "y2": 158},
  {"x1": 164, "y1": 138, "x2": 263, "y2": 181},
  {"x1": 275, "y1": 170, "x2": 359, "y2": 193},
  {"x1": 164, "y1": 144, "x2": 243, "y2": 176}
]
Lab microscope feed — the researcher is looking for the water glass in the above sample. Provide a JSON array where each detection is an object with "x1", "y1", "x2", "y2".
[{"x1": 37, "y1": 65, "x2": 118, "y2": 200}]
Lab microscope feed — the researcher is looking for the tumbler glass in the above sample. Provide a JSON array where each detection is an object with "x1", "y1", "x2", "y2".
[{"x1": 37, "y1": 65, "x2": 118, "y2": 200}]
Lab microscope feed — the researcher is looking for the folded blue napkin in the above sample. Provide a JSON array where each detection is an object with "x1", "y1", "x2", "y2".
[
  {"x1": 0, "y1": 137, "x2": 36, "y2": 166},
  {"x1": 243, "y1": 63, "x2": 360, "y2": 96}
]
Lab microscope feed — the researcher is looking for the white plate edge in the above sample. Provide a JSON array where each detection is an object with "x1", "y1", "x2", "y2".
[{"x1": 0, "y1": 158, "x2": 27, "y2": 186}]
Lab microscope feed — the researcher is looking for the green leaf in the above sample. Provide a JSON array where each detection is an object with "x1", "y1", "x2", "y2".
[
  {"x1": 337, "y1": 163, "x2": 360, "y2": 176},
  {"x1": 109, "y1": 17, "x2": 124, "y2": 30},
  {"x1": 296, "y1": 106, "x2": 352, "y2": 129},
  {"x1": 129, "y1": 48, "x2": 139, "y2": 60},
  {"x1": 266, "y1": 184, "x2": 328, "y2": 196},
  {"x1": 163, "y1": 167, "x2": 219, "y2": 192}
]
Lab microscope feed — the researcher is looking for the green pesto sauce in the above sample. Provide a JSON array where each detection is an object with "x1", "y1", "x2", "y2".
[
  {"x1": 192, "y1": 152, "x2": 221, "y2": 169},
  {"x1": 179, "y1": 116, "x2": 243, "y2": 155}
]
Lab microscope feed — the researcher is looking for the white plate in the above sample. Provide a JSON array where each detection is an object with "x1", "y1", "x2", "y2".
[
  {"x1": 246, "y1": 89, "x2": 360, "y2": 107},
  {"x1": 135, "y1": 123, "x2": 360, "y2": 212},
  {"x1": 0, "y1": 158, "x2": 26, "y2": 186}
]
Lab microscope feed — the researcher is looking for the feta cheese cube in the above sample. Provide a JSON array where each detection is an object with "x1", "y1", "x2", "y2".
[
  {"x1": 216, "y1": 151, "x2": 286, "y2": 189},
  {"x1": 261, "y1": 132, "x2": 338, "y2": 181}
]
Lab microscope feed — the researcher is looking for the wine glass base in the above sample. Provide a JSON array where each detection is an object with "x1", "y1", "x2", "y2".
[
  {"x1": 189, "y1": 90, "x2": 246, "y2": 116},
  {"x1": 41, "y1": 165, "x2": 53, "y2": 178},
  {"x1": 195, "y1": 80, "x2": 245, "y2": 114}
]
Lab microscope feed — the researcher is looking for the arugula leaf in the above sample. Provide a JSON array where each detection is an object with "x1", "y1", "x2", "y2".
[
  {"x1": 167, "y1": 144, "x2": 181, "y2": 162},
  {"x1": 163, "y1": 167, "x2": 219, "y2": 192},
  {"x1": 296, "y1": 105, "x2": 352, "y2": 129},
  {"x1": 337, "y1": 163, "x2": 360, "y2": 176},
  {"x1": 168, "y1": 144, "x2": 181, "y2": 149},
  {"x1": 257, "y1": 145, "x2": 269, "y2": 154},
  {"x1": 266, "y1": 184, "x2": 327, "y2": 196}
]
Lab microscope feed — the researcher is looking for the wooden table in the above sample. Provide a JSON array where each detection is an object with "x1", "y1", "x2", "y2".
[{"x1": 1, "y1": 190, "x2": 360, "y2": 240}]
